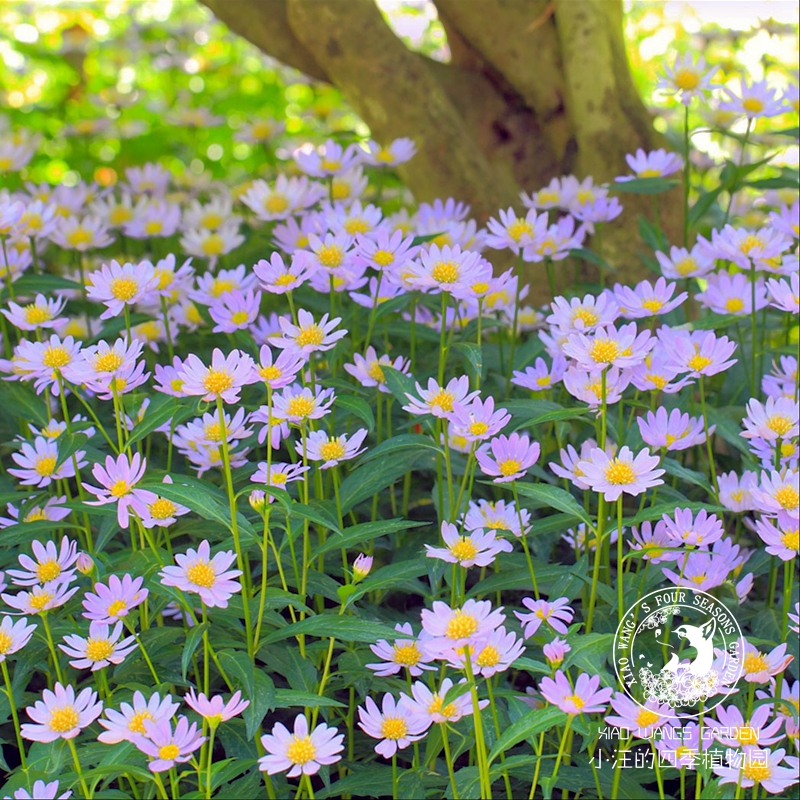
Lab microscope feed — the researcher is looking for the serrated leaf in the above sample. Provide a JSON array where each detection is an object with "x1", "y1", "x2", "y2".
[{"x1": 487, "y1": 706, "x2": 567, "y2": 763}]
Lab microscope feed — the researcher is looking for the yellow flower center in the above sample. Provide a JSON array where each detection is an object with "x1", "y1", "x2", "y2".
[
  {"x1": 49, "y1": 707, "x2": 79, "y2": 733},
  {"x1": 193, "y1": 231, "x2": 223, "y2": 256},
  {"x1": 264, "y1": 194, "x2": 289, "y2": 214},
  {"x1": 272, "y1": 473, "x2": 288, "y2": 485},
  {"x1": 373, "y1": 250, "x2": 394, "y2": 267},
  {"x1": 775, "y1": 486, "x2": 799, "y2": 510},
  {"x1": 739, "y1": 235, "x2": 764, "y2": 255},
  {"x1": 145, "y1": 220, "x2": 163, "y2": 236},
  {"x1": 66, "y1": 228, "x2": 93, "y2": 248},
  {"x1": 469, "y1": 421, "x2": 489, "y2": 437},
  {"x1": 380, "y1": 717, "x2": 408, "y2": 740},
  {"x1": 431, "y1": 261, "x2": 460, "y2": 284},
  {"x1": 0, "y1": 632, "x2": 13, "y2": 654},
  {"x1": 743, "y1": 653, "x2": 768, "y2": 674},
  {"x1": 319, "y1": 439, "x2": 347, "y2": 461},
  {"x1": 149, "y1": 498, "x2": 178, "y2": 520},
  {"x1": 639, "y1": 169, "x2": 662, "y2": 178},
  {"x1": 725, "y1": 298, "x2": 745, "y2": 313},
  {"x1": 24, "y1": 305, "x2": 53, "y2": 325},
  {"x1": 476, "y1": 644, "x2": 500, "y2": 667},
  {"x1": 450, "y1": 537, "x2": 478, "y2": 562},
  {"x1": 393, "y1": 643, "x2": 421, "y2": 666},
  {"x1": 344, "y1": 217, "x2": 370, "y2": 234},
  {"x1": 636, "y1": 709, "x2": 660, "y2": 728},
  {"x1": 742, "y1": 97, "x2": 765, "y2": 114},
  {"x1": 203, "y1": 369, "x2": 234, "y2": 395},
  {"x1": 674, "y1": 70, "x2": 701, "y2": 91},
  {"x1": 331, "y1": 181, "x2": 350, "y2": 201},
  {"x1": 230, "y1": 310, "x2": 250, "y2": 325},
  {"x1": 35, "y1": 456, "x2": 58, "y2": 477},
  {"x1": 108, "y1": 599, "x2": 128, "y2": 618},
  {"x1": 110, "y1": 207, "x2": 133, "y2": 225},
  {"x1": 641, "y1": 299, "x2": 663, "y2": 313},
  {"x1": 296, "y1": 325, "x2": 325, "y2": 347},
  {"x1": 605, "y1": 459, "x2": 636, "y2": 485},
  {"x1": 211, "y1": 279, "x2": 235, "y2": 297},
  {"x1": 286, "y1": 397, "x2": 315, "y2": 418},
  {"x1": 471, "y1": 281, "x2": 489, "y2": 294},
  {"x1": 507, "y1": 219, "x2": 533, "y2": 242},
  {"x1": 737, "y1": 726, "x2": 758, "y2": 746},
  {"x1": 85, "y1": 637, "x2": 114, "y2": 662},
  {"x1": 42, "y1": 346, "x2": 71, "y2": 368},
  {"x1": 29, "y1": 592, "x2": 54, "y2": 611},
  {"x1": 781, "y1": 442, "x2": 797, "y2": 458},
  {"x1": 781, "y1": 528, "x2": 799, "y2": 552},
  {"x1": 767, "y1": 415, "x2": 793, "y2": 436},
  {"x1": 128, "y1": 710, "x2": 153, "y2": 734},
  {"x1": 273, "y1": 274, "x2": 296, "y2": 287},
  {"x1": 286, "y1": 736, "x2": 317, "y2": 764},
  {"x1": 688, "y1": 354, "x2": 712, "y2": 372},
  {"x1": 427, "y1": 696, "x2": 457, "y2": 718},
  {"x1": 743, "y1": 762, "x2": 772, "y2": 783},
  {"x1": 675, "y1": 746, "x2": 695, "y2": 761},
  {"x1": 590, "y1": 338, "x2": 619, "y2": 364},
  {"x1": 201, "y1": 212, "x2": 223, "y2": 230},
  {"x1": 186, "y1": 561, "x2": 216, "y2": 588},
  {"x1": 498, "y1": 459, "x2": 522, "y2": 477},
  {"x1": 110, "y1": 277, "x2": 139, "y2": 301},
  {"x1": 158, "y1": 744, "x2": 181, "y2": 761},
  {"x1": 24, "y1": 509, "x2": 48, "y2": 522},
  {"x1": 109, "y1": 479, "x2": 130, "y2": 498},
  {"x1": 95, "y1": 352, "x2": 124, "y2": 372},
  {"x1": 37, "y1": 560, "x2": 62, "y2": 582},
  {"x1": 320, "y1": 159, "x2": 340, "y2": 172},
  {"x1": 259, "y1": 365, "x2": 282, "y2": 381},
  {"x1": 445, "y1": 610, "x2": 479, "y2": 640},
  {"x1": 367, "y1": 362, "x2": 385, "y2": 382},
  {"x1": 430, "y1": 390, "x2": 454, "y2": 413},
  {"x1": 317, "y1": 245, "x2": 344, "y2": 269},
  {"x1": 251, "y1": 121, "x2": 273, "y2": 139},
  {"x1": 566, "y1": 694, "x2": 585, "y2": 711}
]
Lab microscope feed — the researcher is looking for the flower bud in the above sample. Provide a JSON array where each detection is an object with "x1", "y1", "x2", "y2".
[
  {"x1": 352, "y1": 553, "x2": 373, "y2": 582},
  {"x1": 76, "y1": 552, "x2": 94, "y2": 575}
]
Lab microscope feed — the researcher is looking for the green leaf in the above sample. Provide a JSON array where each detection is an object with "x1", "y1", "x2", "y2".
[
  {"x1": 244, "y1": 671, "x2": 275, "y2": 738},
  {"x1": 273, "y1": 689, "x2": 347, "y2": 709},
  {"x1": 0, "y1": 382, "x2": 50, "y2": 427},
  {"x1": 662, "y1": 457, "x2": 713, "y2": 495},
  {"x1": 410, "y1": 231, "x2": 445, "y2": 246},
  {"x1": 487, "y1": 706, "x2": 567, "y2": 764},
  {"x1": 569, "y1": 247, "x2": 615, "y2": 272},
  {"x1": 381, "y1": 366, "x2": 420, "y2": 409},
  {"x1": 512, "y1": 482, "x2": 594, "y2": 527},
  {"x1": 688, "y1": 186, "x2": 724, "y2": 226},
  {"x1": 355, "y1": 558, "x2": 429, "y2": 598},
  {"x1": 610, "y1": 177, "x2": 680, "y2": 194},
  {"x1": 357, "y1": 433, "x2": 443, "y2": 463},
  {"x1": 624, "y1": 501, "x2": 728, "y2": 527},
  {"x1": 706, "y1": 407, "x2": 752, "y2": 457},
  {"x1": 259, "y1": 614, "x2": 399, "y2": 645},
  {"x1": 291, "y1": 501, "x2": 341, "y2": 534},
  {"x1": 563, "y1": 632, "x2": 613, "y2": 673},
  {"x1": 638, "y1": 215, "x2": 667, "y2": 253},
  {"x1": 181, "y1": 622, "x2": 208, "y2": 681},
  {"x1": 690, "y1": 312, "x2": 741, "y2": 331},
  {"x1": 334, "y1": 394, "x2": 375, "y2": 432},
  {"x1": 313, "y1": 518, "x2": 424, "y2": 558},
  {"x1": 127, "y1": 394, "x2": 193, "y2": 449},
  {"x1": 453, "y1": 342, "x2": 483, "y2": 382},
  {"x1": 7, "y1": 274, "x2": 82, "y2": 295}
]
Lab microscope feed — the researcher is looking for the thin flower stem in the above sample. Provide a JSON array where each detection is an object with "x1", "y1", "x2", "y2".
[
  {"x1": 363, "y1": 269, "x2": 384, "y2": 355},
  {"x1": 443, "y1": 420, "x2": 455, "y2": 519},
  {"x1": 699, "y1": 376, "x2": 719, "y2": 499},
  {"x1": 41, "y1": 611, "x2": 64, "y2": 684},
  {"x1": 438, "y1": 291, "x2": 448, "y2": 385},
  {"x1": 440, "y1": 723, "x2": 459, "y2": 800},
  {"x1": 464, "y1": 651, "x2": 492, "y2": 799},
  {"x1": 683, "y1": 104, "x2": 690, "y2": 248},
  {"x1": 485, "y1": 679, "x2": 513, "y2": 800},
  {"x1": 550, "y1": 716, "x2": 573, "y2": 788},
  {"x1": 69, "y1": 382, "x2": 117, "y2": 451},
  {"x1": 127, "y1": 623, "x2": 160, "y2": 685},
  {"x1": 68, "y1": 737, "x2": 92, "y2": 798},
  {"x1": 1, "y1": 659, "x2": 26, "y2": 770},
  {"x1": 160, "y1": 295, "x2": 175, "y2": 363},
  {"x1": 617, "y1": 496, "x2": 624, "y2": 628},
  {"x1": 391, "y1": 753, "x2": 398, "y2": 800},
  {"x1": 528, "y1": 730, "x2": 545, "y2": 800},
  {"x1": 723, "y1": 118, "x2": 752, "y2": 226},
  {"x1": 513, "y1": 481, "x2": 539, "y2": 599},
  {"x1": 205, "y1": 725, "x2": 216, "y2": 799},
  {"x1": 586, "y1": 495, "x2": 606, "y2": 634},
  {"x1": 216, "y1": 396, "x2": 254, "y2": 658},
  {"x1": 505, "y1": 254, "x2": 523, "y2": 399},
  {"x1": 749, "y1": 261, "x2": 758, "y2": 397}
]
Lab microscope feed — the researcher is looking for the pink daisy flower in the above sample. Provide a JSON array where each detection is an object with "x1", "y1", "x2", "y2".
[
  {"x1": 249, "y1": 461, "x2": 310, "y2": 495},
  {"x1": 718, "y1": 469, "x2": 759, "y2": 512},
  {"x1": 208, "y1": 289, "x2": 262, "y2": 334},
  {"x1": 562, "y1": 322, "x2": 654, "y2": 371},
  {"x1": 539, "y1": 670, "x2": 612, "y2": 715},
  {"x1": 178, "y1": 347, "x2": 257, "y2": 404},
  {"x1": 362, "y1": 137, "x2": 417, "y2": 167},
  {"x1": 714, "y1": 747, "x2": 799, "y2": 794},
  {"x1": 82, "y1": 574, "x2": 148, "y2": 623},
  {"x1": 754, "y1": 512, "x2": 799, "y2": 561},
  {"x1": 274, "y1": 308, "x2": 347, "y2": 359},
  {"x1": 662, "y1": 508, "x2": 724, "y2": 547},
  {"x1": 3, "y1": 293, "x2": 67, "y2": 332},
  {"x1": 0, "y1": 616, "x2": 37, "y2": 661},
  {"x1": 134, "y1": 716, "x2": 205, "y2": 773},
  {"x1": 353, "y1": 228, "x2": 418, "y2": 272},
  {"x1": 344, "y1": 347, "x2": 410, "y2": 394},
  {"x1": 3, "y1": 779, "x2": 71, "y2": 799},
  {"x1": 405, "y1": 678, "x2": 475, "y2": 726},
  {"x1": 83, "y1": 453, "x2": 156, "y2": 530},
  {"x1": 449, "y1": 396, "x2": 511, "y2": 443},
  {"x1": 515, "y1": 597, "x2": 575, "y2": 637},
  {"x1": 403, "y1": 375, "x2": 478, "y2": 420},
  {"x1": 294, "y1": 138, "x2": 362, "y2": 177},
  {"x1": 352, "y1": 553, "x2": 373, "y2": 581},
  {"x1": 637, "y1": 407, "x2": 709, "y2": 451},
  {"x1": 159, "y1": 540, "x2": 242, "y2": 609},
  {"x1": 420, "y1": 599, "x2": 505, "y2": 649},
  {"x1": 446, "y1": 626, "x2": 525, "y2": 678},
  {"x1": 404, "y1": 244, "x2": 486, "y2": 295},
  {"x1": 613, "y1": 277, "x2": 687, "y2": 319},
  {"x1": 252, "y1": 345, "x2": 304, "y2": 390},
  {"x1": 752, "y1": 468, "x2": 799, "y2": 518},
  {"x1": 766, "y1": 271, "x2": 800, "y2": 314},
  {"x1": 713, "y1": 703, "x2": 785, "y2": 748},
  {"x1": 59, "y1": 621, "x2": 137, "y2": 671},
  {"x1": 576, "y1": 445, "x2": 664, "y2": 501},
  {"x1": 741, "y1": 396, "x2": 799, "y2": 442},
  {"x1": 21, "y1": 683, "x2": 103, "y2": 742},
  {"x1": 272, "y1": 383, "x2": 336, "y2": 424},
  {"x1": 721, "y1": 76, "x2": 788, "y2": 119},
  {"x1": 2, "y1": 579, "x2": 78, "y2": 615},
  {"x1": 254, "y1": 252, "x2": 313, "y2": 294},
  {"x1": 8, "y1": 436, "x2": 83, "y2": 488},
  {"x1": 300, "y1": 428, "x2": 368, "y2": 468},
  {"x1": 357, "y1": 693, "x2": 429, "y2": 759},
  {"x1": 86, "y1": 259, "x2": 158, "y2": 319},
  {"x1": 616, "y1": 148, "x2": 683, "y2": 180},
  {"x1": 696, "y1": 271, "x2": 767, "y2": 316},
  {"x1": 259, "y1": 713, "x2": 344, "y2": 777},
  {"x1": 475, "y1": 432, "x2": 541, "y2": 483},
  {"x1": 366, "y1": 622, "x2": 436, "y2": 678},
  {"x1": 543, "y1": 638, "x2": 571, "y2": 667},
  {"x1": 741, "y1": 641, "x2": 793, "y2": 684},
  {"x1": 184, "y1": 689, "x2": 249, "y2": 726},
  {"x1": 97, "y1": 691, "x2": 179, "y2": 744},
  {"x1": 604, "y1": 692, "x2": 672, "y2": 738},
  {"x1": 425, "y1": 521, "x2": 512, "y2": 568},
  {"x1": 463, "y1": 498, "x2": 531, "y2": 538},
  {"x1": 547, "y1": 293, "x2": 619, "y2": 334},
  {"x1": 661, "y1": 329, "x2": 738, "y2": 377},
  {"x1": 511, "y1": 355, "x2": 568, "y2": 392},
  {"x1": 6, "y1": 536, "x2": 78, "y2": 586}
]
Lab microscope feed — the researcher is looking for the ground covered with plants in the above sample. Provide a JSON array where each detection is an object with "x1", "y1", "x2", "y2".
[{"x1": 0, "y1": 3, "x2": 798, "y2": 799}]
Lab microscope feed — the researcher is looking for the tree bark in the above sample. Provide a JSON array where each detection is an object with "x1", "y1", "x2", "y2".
[{"x1": 201, "y1": 0, "x2": 682, "y2": 292}]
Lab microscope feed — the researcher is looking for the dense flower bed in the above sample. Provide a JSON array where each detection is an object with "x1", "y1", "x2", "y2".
[{"x1": 0, "y1": 39, "x2": 799, "y2": 800}]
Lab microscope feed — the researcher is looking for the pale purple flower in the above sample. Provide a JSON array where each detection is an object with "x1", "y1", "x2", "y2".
[
  {"x1": 8, "y1": 436, "x2": 83, "y2": 488},
  {"x1": 515, "y1": 597, "x2": 574, "y2": 637},
  {"x1": 405, "y1": 678, "x2": 474, "y2": 725},
  {"x1": 353, "y1": 228, "x2": 418, "y2": 272},
  {"x1": 713, "y1": 703, "x2": 785, "y2": 748},
  {"x1": 742, "y1": 641, "x2": 794, "y2": 684},
  {"x1": 543, "y1": 637, "x2": 571, "y2": 667},
  {"x1": 546, "y1": 293, "x2": 619, "y2": 334},
  {"x1": 6, "y1": 536, "x2": 78, "y2": 586},
  {"x1": 21, "y1": 683, "x2": 102, "y2": 742},
  {"x1": 86, "y1": 259, "x2": 158, "y2": 319},
  {"x1": 272, "y1": 383, "x2": 336, "y2": 423},
  {"x1": 485, "y1": 207, "x2": 546, "y2": 253},
  {"x1": 208, "y1": 289, "x2": 261, "y2": 334},
  {"x1": 294, "y1": 138, "x2": 362, "y2": 177},
  {"x1": 254, "y1": 252, "x2": 313, "y2": 294},
  {"x1": 0, "y1": 616, "x2": 37, "y2": 661},
  {"x1": 425, "y1": 522, "x2": 513, "y2": 568},
  {"x1": 97, "y1": 691, "x2": 179, "y2": 744},
  {"x1": 577, "y1": 445, "x2": 664, "y2": 501},
  {"x1": 82, "y1": 574, "x2": 148, "y2": 623},
  {"x1": 366, "y1": 622, "x2": 436, "y2": 677},
  {"x1": 178, "y1": 347, "x2": 257, "y2": 404},
  {"x1": 604, "y1": 692, "x2": 672, "y2": 737},
  {"x1": 274, "y1": 308, "x2": 347, "y2": 359},
  {"x1": 259, "y1": 713, "x2": 343, "y2": 777},
  {"x1": 352, "y1": 553, "x2": 373, "y2": 580},
  {"x1": 300, "y1": 428, "x2": 368, "y2": 468},
  {"x1": 449, "y1": 396, "x2": 511, "y2": 443},
  {"x1": 752, "y1": 468, "x2": 799, "y2": 518},
  {"x1": 344, "y1": 346, "x2": 410, "y2": 393},
  {"x1": 563, "y1": 364, "x2": 632, "y2": 409},
  {"x1": 184, "y1": 689, "x2": 249, "y2": 725},
  {"x1": 511, "y1": 355, "x2": 567, "y2": 392},
  {"x1": 83, "y1": 453, "x2": 156, "y2": 530},
  {"x1": 421, "y1": 599, "x2": 505, "y2": 649},
  {"x1": 59, "y1": 621, "x2": 137, "y2": 671},
  {"x1": 571, "y1": 195, "x2": 623, "y2": 233},
  {"x1": 662, "y1": 508, "x2": 724, "y2": 547},
  {"x1": 404, "y1": 244, "x2": 486, "y2": 295},
  {"x1": 159, "y1": 540, "x2": 242, "y2": 609},
  {"x1": 249, "y1": 461, "x2": 309, "y2": 495},
  {"x1": 637, "y1": 407, "x2": 709, "y2": 451},
  {"x1": 253, "y1": 345, "x2": 304, "y2": 390},
  {"x1": 696, "y1": 271, "x2": 767, "y2": 316},
  {"x1": 629, "y1": 520, "x2": 680, "y2": 564},
  {"x1": 475, "y1": 432, "x2": 540, "y2": 483},
  {"x1": 742, "y1": 396, "x2": 799, "y2": 441},
  {"x1": 616, "y1": 149, "x2": 683, "y2": 181},
  {"x1": 766, "y1": 271, "x2": 800, "y2": 314},
  {"x1": 191, "y1": 264, "x2": 257, "y2": 305},
  {"x1": 446, "y1": 626, "x2": 525, "y2": 678},
  {"x1": 721, "y1": 77, "x2": 788, "y2": 119},
  {"x1": 539, "y1": 671, "x2": 612, "y2": 715},
  {"x1": 655, "y1": 244, "x2": 715, "y2": 280},
  {"x1": 134, "y1": 715, "x2": 205, "y2": 772},
  {"x1": 403, "y1": 375, "x2": 478, "y2": 419},
  {"x1": 613, "y1": 277, "x2": 687, "y2": 318},
  {"x1": 754, "y1": 511, "x2": 799, "y2": 560},
  {"x1": 357, "y1": 693, "x2": 428, "y2": 759},
  {"x1": 658, "y1": 52, "x2": 717, "y2": 105},
  {"x1": 715, "y1": 747, "x2": 799, "y2": 794},
  {"x1": 3, "y1": 779, "x2": 71, "y2": 799},
  {"x1": 3, "y1": 293, "x2": 67, "y2": 332},
  {"x1": 563, "y1": 322, "x2": 653, "y2": 371},
  {"x1": 523, "y1": 215, "x2": 586, "y2": 262},
  {"x1": 718, "y1": 469, "x2": 759, "y2": 512},
  {"x1": 2, "y1": 580, "x2": 79, "y2": 615},
  {"x1": 362, "y1": 137, "x2": 416, "y2": 167}
]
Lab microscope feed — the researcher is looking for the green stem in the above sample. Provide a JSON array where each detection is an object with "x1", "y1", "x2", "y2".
[
  {"x1": 40, "y1": 611, "x2": 64, "y2": 684},
  {"x1": 699, "y1": 376, "x2": 718, "y2": 499},
  {"x1": 550, "y1": 717, "x2": 573, "y2": 788},
  {"x1": 617, "y1": 496, "x2": 624, "y2": 628},
  {"x1": 683, "y1": 104, "x2": 690, "y2": 248},
  {"x1": 68, "y1": 737, "x2": 92, "y2": 798},
  {"x1": 1, "y1": 660, "x2": 26, "y2": 769},
  {"x1": 464, "y1": 652, "x2": 492, "y2": 799}
]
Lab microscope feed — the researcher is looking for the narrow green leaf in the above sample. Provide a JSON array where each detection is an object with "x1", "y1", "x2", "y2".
[
  {"x1": 313, "y1": 518, "x2": 424, "y2": 558},
  {"x1": 512, "y1": 482, "x2": 594, "y2": 527},
  {"x1": 259, "y1": 614, "x2": 399, "y2": 645},
  {"x1": 610, "y1": 177, "x2": 679, "y2": 194},
  {"x1": 244, "y1": 672, "x2": 275, "y2": 738},
  {"x1": 487, "y1": 706, "x2": 567, "y2": 763},
  {"x1": 273, "y1": 689, "x2": 346, "y2": 709},
  {"x1": 334, "y1": 394, "x2": 375, "y2": 432},
  {"x1": 127, "y1": 395, "x2": 193, "y2": 449},
  {"x1": 181, "y1": 622, "x2": 209, "y2": 681},
  {"x1": 339, "y1": 449, "x2": 431, "y2": 513},
  {"x1": 662, "y1": 457, "x2": 713, "y2": 494},
  {"x1": 453, "y1": 342, "x2": 483, "y2": 382},
  {"x1": 358, "y1": 433, "x2": 443, "y2": 463}
]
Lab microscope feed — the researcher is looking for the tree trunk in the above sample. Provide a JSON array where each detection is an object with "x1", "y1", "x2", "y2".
[{"x1": 200, "y1": 0, "x2": 682, "y2": 292}]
